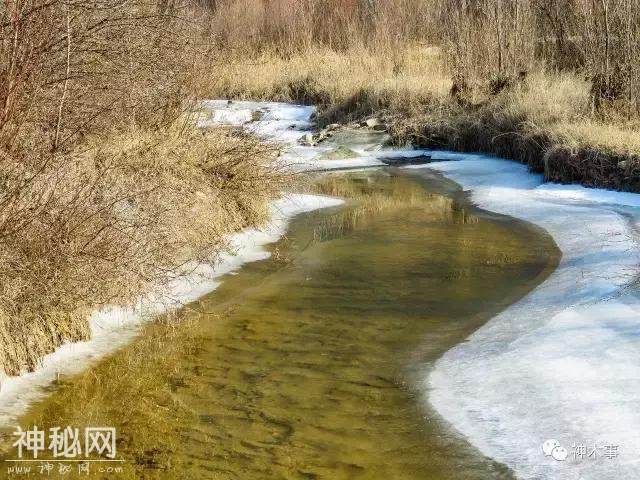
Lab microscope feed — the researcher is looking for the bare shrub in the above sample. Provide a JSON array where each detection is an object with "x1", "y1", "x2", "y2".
[
  {"x1": 0, "y1": 0, "x2": 287, "y2": 375},
  {"x1": 0, "y1": 124, "x2": 284, "y2": 376},
  {"x1": 203, "y1": 0, "x2": 640, "y2": 116}
]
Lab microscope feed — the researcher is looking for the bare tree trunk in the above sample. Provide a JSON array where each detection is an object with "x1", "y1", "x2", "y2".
[
  {"x1": 54, "y1": 2, "x2": 71, "y2": 151},
  {"x1": 600, "y1": 0, "x2": 610, "y2": 77}
]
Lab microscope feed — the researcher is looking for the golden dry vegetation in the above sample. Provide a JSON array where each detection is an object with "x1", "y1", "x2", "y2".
[
  {"x1": 3, "y1": 0, "x2": 640, "y2": 375},
  {"x1": 203, "y1": 0, "x2": 640, "y2": 189},
  {"x1": 0, "y1": 0, "x2": 287, "y2": 376}
]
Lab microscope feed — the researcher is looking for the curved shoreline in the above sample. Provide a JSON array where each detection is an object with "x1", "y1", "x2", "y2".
[
  {"x1": 0, "y1": 193, "x2": 344, "y2": 426},
  {"x1": 3, "y1": 101, "x2": 640, "y2": 480},
  {"x1": 411, "y1": 156, "x2": 640, "y2": 480},
  {"x1": 223, "y1": 100, "x2": 640, "y2": 479},
  {"x1": 0, "y1": 100, "x2": 345, "y2": 426},
  {"x1": 4, "y1": 170, "x2": 559, "y2": 479}
]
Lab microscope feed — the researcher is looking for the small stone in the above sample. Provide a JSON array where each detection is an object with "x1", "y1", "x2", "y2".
[
  {"x1": 363, "y1": 118, "x2": 380, "y2": 128},
  {"x1": 314, "y1": 131, "x2": 332, "y2": 144},
  {"x1": 299, "y1": 133, "x2": 315, "y2": 146}
]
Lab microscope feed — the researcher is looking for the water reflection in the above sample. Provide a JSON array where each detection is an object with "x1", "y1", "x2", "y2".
[
  {"x1": 2, "y1": 171, "x2": 559, "y2": 480},
  {"x1": 166, "y1": 171, "x2": 557, "y2": 479}
]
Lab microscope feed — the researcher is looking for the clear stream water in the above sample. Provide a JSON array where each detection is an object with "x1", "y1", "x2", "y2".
[{"x1": 1, "y1": 170, "x2": 559, "y2": 479}]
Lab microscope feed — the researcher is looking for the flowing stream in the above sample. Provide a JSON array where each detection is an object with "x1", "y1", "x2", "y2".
[{"x1": 1, "y1": 170, "x2": 559, "y2": 479}]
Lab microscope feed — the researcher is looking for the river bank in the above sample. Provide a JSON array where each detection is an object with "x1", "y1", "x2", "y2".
[
  {"x1": 0, "y1": 125, "x2": 292, "y2": 416},
  {"x1": 1, "y1": 170, "x2": 559, "y2": 479},
  {"x1": 208, "y1": 47, "x2": 640, "y2": 192},
  {"x1": 0, "y1": 193, "x2": 342, "y2": 425},
  {"x1": 2, "y1": 101, "x2": 640, "y2": 480}
]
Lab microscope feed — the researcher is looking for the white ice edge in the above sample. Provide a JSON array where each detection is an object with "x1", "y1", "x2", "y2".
[
  {"x1": 403, "y1": 157, "x2": 640, "y2": 480},
  {"x1": 7, "y1": 99, "x2": 640, "y2": 480},
  {"x1": 0, "y1": 191, "x2": 342, "y2": 426},
  {"x1": 195, "y1": 101, "x2": 640, "y2": 479}
]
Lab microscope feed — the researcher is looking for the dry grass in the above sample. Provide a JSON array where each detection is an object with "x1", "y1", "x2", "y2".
[
  {"x1": 551, "y1": 121, "x2": 640, "y2": 153},
  {"x1": 504, "y1": 72, "x2": 640, "y2": 153},
  {"x1": 0, "y1": 125, "x2": 285, "y2": 377},
  {"x1": 205, "y1": 45, "x2": 640, "y2": 189},
  {"x1": 201, "y1": 0, "x2": 640, "y2": 162},
  {"x1": 0, "y1": 0, "x2": 293, "y2": 377},
  {"x1": 207, "y1": 45, "x2": 640, "y2": 151},
  {"x1": 208, "y1": 45, "x2": 450, "y2": 111}
]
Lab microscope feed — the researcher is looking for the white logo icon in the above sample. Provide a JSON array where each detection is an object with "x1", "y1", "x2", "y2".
[
  {"x1": 552, "y1": 446, "x2": 568, "y2": 461},
  {"x1": 542, "y1": 439, "x2": 567, "y2": 461}
]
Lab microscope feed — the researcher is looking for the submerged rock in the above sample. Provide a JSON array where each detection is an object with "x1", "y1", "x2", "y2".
[
  {"x1": 299, "y1": 128, "x2": 335, "y2": 146},
  {"x1": 320, "y1": 145, "x2": 360, "y2": 160}
]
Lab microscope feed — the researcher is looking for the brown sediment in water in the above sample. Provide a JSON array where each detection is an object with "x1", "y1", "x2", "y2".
[{"x1": 0, "y1": 171, "x2": 560, "y2": 480}]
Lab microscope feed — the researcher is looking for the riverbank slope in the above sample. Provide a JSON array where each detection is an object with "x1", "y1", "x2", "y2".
[
  {"x1": 0, "y1": 0, "x2": 292, "y2": 386},
  {"x1": 207, "y1": 46, "x2": 640, "y2": 191},
  {"x1": 204, "y1": 100, "x2": 640, "y2": 480}
]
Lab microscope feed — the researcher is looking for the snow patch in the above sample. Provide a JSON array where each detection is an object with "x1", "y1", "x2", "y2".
[{"x1": 411, "y1": 156, "x2": 640, "y2": 480}]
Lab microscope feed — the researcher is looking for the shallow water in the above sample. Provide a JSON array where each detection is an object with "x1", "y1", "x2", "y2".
[{"x1": 2, "y1": 171, "x2": 559, "y2": 479}]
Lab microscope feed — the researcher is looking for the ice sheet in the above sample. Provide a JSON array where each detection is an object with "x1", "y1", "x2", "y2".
[{"x1": 409, "y1": 157, "x2": 640, "y2": 480}]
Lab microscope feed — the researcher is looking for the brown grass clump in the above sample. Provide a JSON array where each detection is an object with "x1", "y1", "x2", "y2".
[
  {"x1": 205, "y1": 44, "x2": 640, "y2": 191},
  {"x1": 0, "y1": 0, "x2": 291, "y2": 376},
  {"x1": 199, "y1": 0, "x2": 640, "y2": 190},
  {"x1": 205, "y1": 0, "x2": 640, "y2": 116},
  {"x1": 207, "y1": 46, "x2": 450, "y2": 112},
  {"x1": 0, "y1": 126, "x2": 284, "y2": 377}
]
